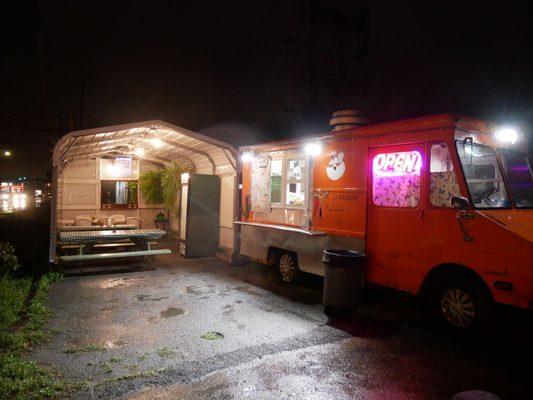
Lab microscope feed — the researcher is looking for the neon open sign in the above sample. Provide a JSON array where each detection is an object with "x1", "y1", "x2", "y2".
[{"x1": 373, "y1": 151, "x2": 422, "y2": 176}]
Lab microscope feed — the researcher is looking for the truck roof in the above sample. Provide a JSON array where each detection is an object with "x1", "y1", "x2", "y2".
[{"x1": 240, "y1": 113, "x2": 491, "y2": 151}]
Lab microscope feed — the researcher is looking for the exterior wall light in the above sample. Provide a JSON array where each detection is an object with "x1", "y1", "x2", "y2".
[
  {"x1": 3, "y1": 150, "x2": 12, "y2": 156},
  {"x1": 241, "y1": 152, "x2": 254, "y2": 162},
  {"x1": 494, "y1": 127, "x2": 518, "y2": 144},
  {"x1": 150, "y1": 138, "x2": 163, "y2": 148},
  {"x1": 305, "y1": 142, "x2": 322, "y2": 156}
]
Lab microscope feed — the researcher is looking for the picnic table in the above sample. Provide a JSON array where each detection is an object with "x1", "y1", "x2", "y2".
[
  {"x1": 57, "y1": 224, "x2": 138, "y2": 232},
  {"x1": 58, "y1": 229, "x2": 171, "y2": 262}
]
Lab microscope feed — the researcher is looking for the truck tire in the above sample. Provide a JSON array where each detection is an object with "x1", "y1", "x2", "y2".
[
  {"x1": 277, "y1": 251, "x2": 300, "y2": 283},
  {"x1": 430, "y1": 272, "x2": 492, "y2": 329}
]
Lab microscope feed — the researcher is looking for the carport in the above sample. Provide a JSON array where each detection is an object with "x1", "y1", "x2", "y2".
[{"x1": 49, "y1": 120, "x2": 239, "y2": 264}]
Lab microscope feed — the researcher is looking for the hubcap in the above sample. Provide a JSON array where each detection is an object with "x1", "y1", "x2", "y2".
[
  {"x1": 279, "y1": 254, "x2": 296, "y2": 282},
  {"x1": 441, "y1": 288, "x2": 476, "y2": 327}
]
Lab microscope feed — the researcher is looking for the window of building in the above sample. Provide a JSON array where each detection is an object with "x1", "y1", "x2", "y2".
[
  {"x1": 270, "y1": 158, "x2": 283, "y2": 205},
  {"x1": 285, "y1": 158, "x2": 306, "y2": 207},
  {"x1": 429, "y1": 143, "x2": 461, "y2": 207},
  {"x1": 101, "y1": 181, "x2": 138, "y2": 209},
  {"x1": 372, "y1": 150, "x2": 421, "y2": 207}
]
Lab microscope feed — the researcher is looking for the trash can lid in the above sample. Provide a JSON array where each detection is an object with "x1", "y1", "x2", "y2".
[{"x1": 322, "y1": 249, "x2": 365, "y2": 267}]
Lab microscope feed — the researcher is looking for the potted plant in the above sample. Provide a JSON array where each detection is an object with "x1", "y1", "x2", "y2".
[{"x1": 154, "y1": 211, "x2": 169, "y2": 230}]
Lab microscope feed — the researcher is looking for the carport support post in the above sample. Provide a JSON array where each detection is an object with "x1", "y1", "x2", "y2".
[
  {"x1": 49, "y1": 164, "x2": 59, "y2": 264},
  {"x1": 232, "y1": 163, "x2": 242, "y2": 264}
]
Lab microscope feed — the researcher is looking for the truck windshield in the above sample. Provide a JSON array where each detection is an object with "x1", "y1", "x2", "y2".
[
  {"x1": 456, "y1": 141, "x2": 511, "y2": 208},
  {"x1": 498, "y1": 149, "x2": 533, "y2": 208}
]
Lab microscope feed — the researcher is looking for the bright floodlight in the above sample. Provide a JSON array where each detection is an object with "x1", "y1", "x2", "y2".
[
  {"x1": 241, "y1": 152, "x2": 254, "y2": 162},
  {"x1": 134, "y1": 147, "x2": 145, "y2": 157},
  {"x1": 3, "y1": 150, "x2": 11, "y2": 156},
  {"x1": 305, "y1": 142, "x2": 322, "y2": 156},
  {"x1": 495, "y1": 127, "x2": 518, "y2": 144},
  {"x1": 150, "y1": 138, "x2": 163, "y2": 148}
]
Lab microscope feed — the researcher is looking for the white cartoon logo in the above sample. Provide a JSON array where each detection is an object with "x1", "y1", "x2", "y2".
[{"x1": 326, "y1": 151, "x2": 345, "y2": 181}]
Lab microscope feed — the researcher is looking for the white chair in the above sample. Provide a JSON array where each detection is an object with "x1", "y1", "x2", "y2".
[
  {"x1": 109, "y1": 214, "x2": 126, "y2": 225},
  {"x1": 94, "y1": 214, "x2": 108, "y2": 226},
  {"x1": 125, "y1": 217, "x2": 142, "y2": 228},
  {"x1": 74, "y1": 218, "x2": 92, "y2": 227}
]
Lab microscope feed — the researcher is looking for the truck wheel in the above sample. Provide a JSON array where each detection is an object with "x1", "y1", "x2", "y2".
[
  {"x1": 277, "y1": 252, "x2": 299, "y2": 283},
  {"x1": 431, "y1": 274, "x2": 492, "y2": 329}
]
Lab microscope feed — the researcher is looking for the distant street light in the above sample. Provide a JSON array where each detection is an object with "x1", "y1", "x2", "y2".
[{"x1": 3, "y1": 150, "x2": 12, "y2": 157}]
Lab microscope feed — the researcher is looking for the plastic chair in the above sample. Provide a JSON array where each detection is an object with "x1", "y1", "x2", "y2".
[
  {"x1": 94, "y1": 214, "x2": 108, "y2": 226},
  {"x1": 74, "y1": 218, "x2": 92, "y2": 227},
  {"x1": 125, "y1": 217, "x2": 142, "y2": 228},
  {"x1": 109, "y1": 214, "x2": 126, "y2": 225}
]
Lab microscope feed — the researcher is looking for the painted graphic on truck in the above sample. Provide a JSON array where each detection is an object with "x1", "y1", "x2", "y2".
[{"x1": 326, "y1": 151, "x2": 346, "y2": 181}]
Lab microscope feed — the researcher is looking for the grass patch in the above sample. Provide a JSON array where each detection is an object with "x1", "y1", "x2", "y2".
[
  {"x1": 125, "y1": 364, "x2": 139, "y2": 372},
  {"x1": 156, "y1": 347, "x2": 174, "y2": 358},
  {"x1": 96, "y1": 368, "x2": 165, "y2": 386},
  {"x1": 201, "y1": 331, "x2": 224, "y2": 340},
  {"x1": 99, "y1": 362, "x2": 113, "y2": 374},
  {"x1": 63, "y1": 343, "x2": 106, "y2": 354},
  {"x1": 0, "y1": 277, "x2": 32, "y2": 330},
  {"x1": 0, "y1": 353, "x2": 64, "y2": 399},
  {"x1": 109, "y1": 356, "x2": 123, "y2": 363},
  {"x1": 0, "y1": 273, "x2": 65, "y2": 399}
]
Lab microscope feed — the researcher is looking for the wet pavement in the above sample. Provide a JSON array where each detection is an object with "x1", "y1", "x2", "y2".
[{"x1": 28, "y1": 251, "x2": 532, "y2": 399}]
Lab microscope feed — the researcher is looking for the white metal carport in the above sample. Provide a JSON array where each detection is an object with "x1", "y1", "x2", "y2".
[{"x1": 49, "y1": 120, "x2": 239, "y2": 263}]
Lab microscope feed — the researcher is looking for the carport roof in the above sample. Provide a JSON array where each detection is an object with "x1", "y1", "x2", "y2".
[{"x1": 53, "y1": 120, "x2": 238, "y2": 174}]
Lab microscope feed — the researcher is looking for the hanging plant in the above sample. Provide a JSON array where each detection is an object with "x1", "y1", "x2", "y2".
[
  {"x1": 139, "y1": 170, "x2": 164, "y2": 205},
  {"x1": 162, "y1": 162, "x2": 190, "y2": 212},
  {"x1": 127, "y1": 182, "x2": 138, "y2": 205}
]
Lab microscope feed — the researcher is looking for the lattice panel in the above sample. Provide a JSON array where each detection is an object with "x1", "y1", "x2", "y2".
[
  {"x1": 59, "y1": 209, "x2": 99, "y2": 220},
  {"x1": 61, "y1": 183, "x2": 99, "y2": 208},
  {"x1": 61, "y1": 159, "x2": 97, "y2": 180},
  {"x1": 140, "y1": 160, "x2": 160, "y2": 174},
  {"x1": 139, "y1": 208, "x2": 166, "y2": 229}
]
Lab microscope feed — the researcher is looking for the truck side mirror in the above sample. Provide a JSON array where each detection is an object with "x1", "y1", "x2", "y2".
[{"x1": 451, "y1": 196, "x2": 469, "y2": 210}]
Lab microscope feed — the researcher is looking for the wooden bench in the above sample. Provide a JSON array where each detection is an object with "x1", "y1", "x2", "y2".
[{"x1": 60, "y1": 248, "x2": 171, "y2": 261}]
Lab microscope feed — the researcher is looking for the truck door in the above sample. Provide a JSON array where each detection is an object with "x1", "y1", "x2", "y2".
[{"x1": 366, "y1": 144, "x2": 427, "y2": 293}]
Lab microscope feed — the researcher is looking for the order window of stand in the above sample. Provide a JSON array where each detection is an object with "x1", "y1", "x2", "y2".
[
  {"x1": 268, "y1": 156, "x2": 306, "y2": 208},
  {"x1": 99, "y1": 157, "x2": 139, "y2": 210}
]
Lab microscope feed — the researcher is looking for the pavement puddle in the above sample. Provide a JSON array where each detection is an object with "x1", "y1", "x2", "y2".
[
  {"x1": 160, "y1": 307, "x2": 186, "y2": 318},
  {"x1": 135, "y1": 293, "x2": 169, "y2": 302}
]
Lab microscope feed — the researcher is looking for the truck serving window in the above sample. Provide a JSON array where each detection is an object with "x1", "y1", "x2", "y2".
[
  {"x1": 498, "y1": 149, "x2": 533, "y2": 208},
  {"x1": 372, "y1": 151, "x2": 421, "y2": 207},
  {"x1": 270, "y1": 158, "x2": 283, "y2": 205},
  {"x1": 456, "y1": 142, "x2": 510, "y2": 208},
  {"x1": 286, "y1": 158, "x2": 305, "y2": 207},
  {"x1": 429, "y1": 143, "x2": 461, "y2": 207}
]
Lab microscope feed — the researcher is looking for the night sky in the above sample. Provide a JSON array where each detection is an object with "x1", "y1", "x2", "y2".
[{"x1": 2, "y1": 0, "x2": 533, "y2": 177}]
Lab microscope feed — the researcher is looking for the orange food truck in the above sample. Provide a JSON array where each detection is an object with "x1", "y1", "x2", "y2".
[{"x1": 237, "y1": 114, "x2": 532, "y2": 328}]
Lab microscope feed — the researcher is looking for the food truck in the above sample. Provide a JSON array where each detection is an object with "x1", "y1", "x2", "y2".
[{"x1": 237, "y1": 114, "x2": 532, "y2": 328}]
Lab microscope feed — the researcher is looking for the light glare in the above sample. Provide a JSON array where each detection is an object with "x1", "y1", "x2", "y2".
[
  {"x1": 305, "y1": 142, "x2": 322, "y2": 156},
  {"x1": 150, "y1": 138, "x2": 163, "y2": 148},
  {"x1": 134, "y1": 147, "x2": 145, "y2": 157},
  {"x1": 494, "y1": 127, "x2": 518, "y2": 144},
  {"x1": 241, "y1": 152, "x2": 254, "y2": 162}
]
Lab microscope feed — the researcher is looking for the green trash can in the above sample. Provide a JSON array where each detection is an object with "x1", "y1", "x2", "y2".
[{"x1": 322, "y1": 249, "x2": 366, "y2": 316}]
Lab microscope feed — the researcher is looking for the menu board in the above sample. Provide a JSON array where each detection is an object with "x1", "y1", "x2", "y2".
[{"x1": 250, "y1": 156, "x2": 270, "y2": 212}]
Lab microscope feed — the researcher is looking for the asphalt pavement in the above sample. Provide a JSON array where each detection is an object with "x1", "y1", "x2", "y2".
[{"x1": 28, "y1": 252, "x2": 533, "y2": 399}]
